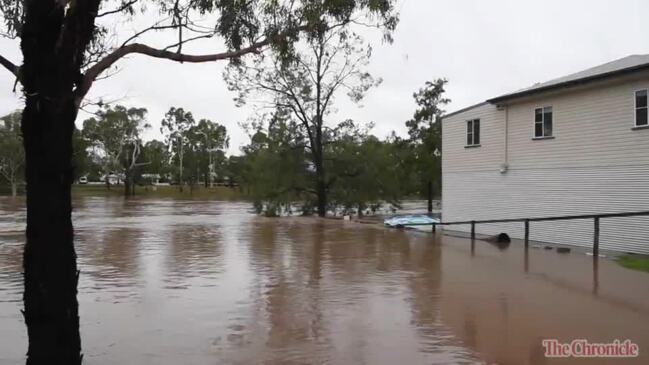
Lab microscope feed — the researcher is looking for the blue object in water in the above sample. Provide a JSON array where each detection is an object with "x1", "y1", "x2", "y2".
[{"x1": 384, "y1": 215, "x2": 439, "y2": 227}]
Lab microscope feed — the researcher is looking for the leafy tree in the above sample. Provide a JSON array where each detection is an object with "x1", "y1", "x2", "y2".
[
  {"x1": 160, "y1": 107, "x2": 195, "y2": 190},
  {"x1": 141, "y1": 139, "x2": 172, "y2": 181},
  {"x1": 0, "y1": 0, "x2": 396, "y2": 360},
  {"x1": 186, "y1": 119, "x2": 229, "y2": 187},
  {"x1": 0, "y1": 111, "x2": 23, "y2": 196},
  {"x1": 405, "y1": 79, "x2": 449, "y2": 212},
  {"x1": 71, "y1": 127, "x2": 93, "y2": 181},
  {"x1": 235, "y1": 116, "x2": 408, "y2": 217},
  {"x1": 226, "y1": 25, "x2": 384, "y2": 216},
  {"x1": 326, "y1": 121, "x2": 404, "y2": 215},
  {"x1": 237, "y1": 115, "x2": 311, "y2": 216},
  {"x1": 82, "y1": 105, "x2": 149, "y2": 195}
]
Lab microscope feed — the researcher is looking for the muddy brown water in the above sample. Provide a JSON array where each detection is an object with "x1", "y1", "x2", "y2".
[{"x1": 1, "y1": 197, "x2": 648, "y2": 364}]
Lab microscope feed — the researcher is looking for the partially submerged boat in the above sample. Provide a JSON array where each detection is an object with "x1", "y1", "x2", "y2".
[{"x1": 384, "y1": 215, "x2": 439, "y2": 228}]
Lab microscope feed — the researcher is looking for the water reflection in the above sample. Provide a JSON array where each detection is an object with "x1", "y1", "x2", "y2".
[{"x1": 1, "y1": 197, "x2": 648, "y2": 364}]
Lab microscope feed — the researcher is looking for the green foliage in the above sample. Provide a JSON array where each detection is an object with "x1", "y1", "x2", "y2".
[
  {"x1": 225, "y1": 16, "x2": 387, "y2": 215},
  {"x1": 616, "y1": 255, "x2": 649, "y2": 273},
  {"x1": 160, "y1": 107, "x2": 230, "y2": 187},
  {"x1": 404, "y1": 79, "x2": 450, "y2": 203},
  {"x1": 186, "y1": 118, "x2": 229, "y2": 185},
  {"x1": 234, "y1": 116, "x2": 310, "y2": 215},
  {"x1": 326, "y1": 121, "x2": 405, "y2": 215},
  {"x1": 141, "y1": 139, "x2": 172, "y2": 179},
  {"x1": 234, "y1": 116, "x2": 408, "y2": 216},
  {"x1": 72, "y1": 126, "x2": 93, "y2": 180},
  {"x1": 0, "y1": 110, "x2": 23, "y2": 195},
  {"x1": 82, "y1": 105, "x2": 148, "y2": 168}
]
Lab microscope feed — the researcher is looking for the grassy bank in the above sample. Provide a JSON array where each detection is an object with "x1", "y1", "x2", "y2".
[
  {"x1": 616, "y1": 254, "x2": 649, "y2": 273},
  {"x1": 71, "y1": 184, "x2": 245, "y2": 200}
]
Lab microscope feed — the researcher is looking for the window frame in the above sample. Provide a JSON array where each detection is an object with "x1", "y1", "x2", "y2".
[
  {"x1": 465, "y1": 118, "x2": 481, "y2": 147},
  {"x1": 533, "y1": 106, "x2": 554, "y2": 139},
  {"x1": 634, "y1": 89, "x2": 649, "y2": 128}
]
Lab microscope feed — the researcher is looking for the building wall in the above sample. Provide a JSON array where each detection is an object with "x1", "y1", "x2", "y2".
[{"x1": 441, "y1": 74, "x2": 649, "y2": 253}]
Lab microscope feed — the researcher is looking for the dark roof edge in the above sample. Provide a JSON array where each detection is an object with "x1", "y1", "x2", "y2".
[
  {"x1": 486, "y1": 63, "x2": 649, "y2": 105},
  {"x1": 441, "y1": 101, "x2": 490, "y2": 120}
]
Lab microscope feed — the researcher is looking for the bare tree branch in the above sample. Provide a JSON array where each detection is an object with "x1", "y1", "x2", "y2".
[
  {"x1": 76, "y1": 39, "x2": 271, "y2": 105},
  {"x1": 97, "y1": 0, "x2": 140, "y2": 18},
  {"x1": 162, "y1": 32, "x2": 216, "y2": 51},
  {"x1": 0, "y1": 53, "x2": 18, "y2": 76}
]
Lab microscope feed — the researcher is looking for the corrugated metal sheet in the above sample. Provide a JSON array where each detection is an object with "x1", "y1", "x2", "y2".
[{"x1": 441, "y1": 74, "x2": 649, "y2": 254}]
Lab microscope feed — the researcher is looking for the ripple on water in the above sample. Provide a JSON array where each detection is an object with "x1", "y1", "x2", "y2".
[{"x1": 0, "y1": 196, "x2": 483, "y2": 365}]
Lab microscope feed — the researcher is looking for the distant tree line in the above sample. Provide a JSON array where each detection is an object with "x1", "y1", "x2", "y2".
[
  {"x1": 0, "y1": 78, "x2": 448, "y2": 209},
  {"x1": 0, "y1": 106, "x2": 230, "y2": 197}
]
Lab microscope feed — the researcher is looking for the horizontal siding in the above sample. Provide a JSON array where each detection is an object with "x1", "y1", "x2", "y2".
[
  {"x1": 507, "y1": 76, "x2": 649, "y2": 170},
  {"x1": 441, "y1": 103, "x2": 504, "y2": 173},
  {"x1": 441, "y1": 74, "x2": 649, "y2": 253},
  {"x1": 442, "y1": 166, "x2": 649, "y2": 254}
]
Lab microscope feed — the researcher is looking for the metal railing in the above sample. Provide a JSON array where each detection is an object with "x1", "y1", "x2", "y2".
[{"x1": 430, "y1": 210, "x2": 649, "y2": 256}]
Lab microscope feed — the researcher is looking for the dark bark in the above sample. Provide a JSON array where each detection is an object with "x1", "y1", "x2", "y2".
[
  {"x1": 20, "y1": 0, "x2": 101, "y2": 363},
  {"x1": 22, "y1": 90, "x2": 81, "y2": 365},
  {"x1": 427, "y1": 180, "x2": 433, "y2": 213},
  {"x1": 315, "y1": 166, "x2": 326, "y2": 217},
  {"x1": 313, "y1": 130, "x2": 327, "y2": 217},
  {"x1": 124, "y1": 174, "x2": 134, "y2": 197}
]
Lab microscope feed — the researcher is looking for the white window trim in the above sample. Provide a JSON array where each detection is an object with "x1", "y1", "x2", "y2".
[
  {"x1": 533, "y1": 106, "x2": 553, "y2": 139},
  {"x1": 465, "y1": 119, "x2": 480, "y2": 147},
  {"x1": 634, "y1": 89, "x2": 649, "y2": 128}
]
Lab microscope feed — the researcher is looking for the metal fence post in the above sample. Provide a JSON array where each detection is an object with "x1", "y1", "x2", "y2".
[
  {"x1": 524, "y1": 219, "x2": 530, "y2": 247},
  {"x1": 593, "y1": 216, "x2": 600, "y2": 257},
  {"x1": 432, "y1": 223, "x2": 436, "y2": 233},
  {"x1": 470, "y1": 221, "x2": 475, "y2": 240}
]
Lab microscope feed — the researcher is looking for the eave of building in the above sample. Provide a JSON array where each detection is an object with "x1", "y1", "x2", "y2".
[
  {"x1": 442, "y1": 55, "x2": 649, "y2": 121},
  {"x1": 487, "y1": 63, "x2": 649, "y2": 106}
]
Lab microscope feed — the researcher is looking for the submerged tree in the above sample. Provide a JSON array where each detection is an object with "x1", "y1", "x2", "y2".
[
  {"x1": 327, "y1": 120, "x2": 404, "y2": 215},
  {"x1": 238, "y1": 113, "x2": 311, "y2": 215},
  {"x1": 161, "y1": 107, "x2": 195, "y2": 190},
  {"x1": 226, "y1": 24, "x2": 385, "y2": 216},
  {"x1": 0, "y1": 111, "x2": 24, "y2": 197},
  {"x1": 141, "y1": 139, "x2": 172, "y2": 182},
  {"x1": 82, "y1": 105, "x2": 149, "y2": 195},
  {"x1": 0, "y1": 0, "x2": 396, "y2": 361},
  {"x1": 405, "y1": 79, "x2": 449, "y2": 212},
  {"x1": 187, "y1": 119, "x2": 229, "y2": 187},
  {"x1": 71, "y1": 127, "x2": 93, "y2": 182}
]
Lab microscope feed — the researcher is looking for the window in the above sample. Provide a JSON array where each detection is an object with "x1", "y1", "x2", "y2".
[
  {"x1": 534, "y1": 106, "x2": 553, "y2": 138},
  {"x1": 466, "y1": 119, "x2": 480, "y2": 146},
  {"x1": 635, "y1": 90, "x2": 648, "y2": 126}
]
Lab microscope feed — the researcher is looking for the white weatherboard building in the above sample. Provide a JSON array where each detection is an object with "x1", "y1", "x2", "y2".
[{"x1": 441, "y1": 55, "x2": 649, "y2": 254}]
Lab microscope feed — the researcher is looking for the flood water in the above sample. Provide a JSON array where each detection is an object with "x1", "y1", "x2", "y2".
[{"x1": 1, "y1": 197, "x2": 649, "y2": 364}]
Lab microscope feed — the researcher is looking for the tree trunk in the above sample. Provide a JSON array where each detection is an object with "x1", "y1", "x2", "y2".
[
  {"x1": 178, "y1": 138, "x2": 184, "y2": 192},
  {"x1": 312, "y1": 133, "x2": 326, "y2": 217},
  {"x1": 20, "y1": 0, "x2": 101, "y2": 363},
  {"x1": 124, "y1": 174, "x2": 131, "y2": 197},
  {"x1": 105, "y1": 171, "x2": 111, "y2": 190},
  {"x1": 22, "y1": 94, "x2": 81, "y2": 365},
  {"x1": 315, "y1": 171, "x2": 326, "y2": 217},
  {"x1": 11, "y1": 181, "x2": 17, "y2": 197},
  {"x1": 313, "y1": 123, "x2": 327, "y2": 217},
  {"x1": 427, "y1": 179, "x2": 433, "y2": 213}
]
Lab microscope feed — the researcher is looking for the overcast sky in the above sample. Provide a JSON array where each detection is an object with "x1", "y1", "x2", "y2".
[{"x1": 1, "y1": 0, "x2": 648, "y2": 155}]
